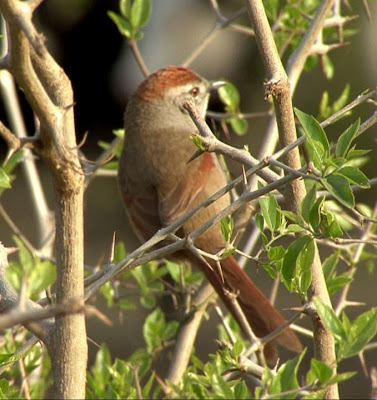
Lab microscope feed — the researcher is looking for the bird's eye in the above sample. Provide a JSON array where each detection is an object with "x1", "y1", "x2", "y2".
[{"x1": 190, "y1": 87, "x2": 200, "y2": 97}]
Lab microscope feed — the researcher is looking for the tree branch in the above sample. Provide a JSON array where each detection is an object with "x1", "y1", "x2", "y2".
[
  {"x1": 245, "y1": 1, "x2": 339, "y2": 398},
  {"x1": 0, "y1": 0, "x2": 87, "y2": 397}
]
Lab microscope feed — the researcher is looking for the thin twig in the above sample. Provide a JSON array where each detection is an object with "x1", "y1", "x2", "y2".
[{"x1": 128, "y1": 40, "x2": 149, "y2": 77}]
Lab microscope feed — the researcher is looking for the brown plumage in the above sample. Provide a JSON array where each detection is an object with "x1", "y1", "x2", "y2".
[{"x1": 118, "y1": 66, "x2": 302, "y2": 364}]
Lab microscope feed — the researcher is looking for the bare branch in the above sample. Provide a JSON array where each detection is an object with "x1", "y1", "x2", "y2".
[{"x1": 128, "y1": 39, "x2": 149, "y2": 78}]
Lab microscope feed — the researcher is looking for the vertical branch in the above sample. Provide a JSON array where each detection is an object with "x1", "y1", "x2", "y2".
[
  {"x1": 0, "y1": 17, "x2": 54, "y2": 253},
  {"x1": 0, "y1": 0, "x2": 87, "y2": 398},
  {"x1": 256, "y1": 0, "x2": 336, "y2": 162},
  {"x1": 245, "y1": 1, "x2": 338, "y2": 398}
]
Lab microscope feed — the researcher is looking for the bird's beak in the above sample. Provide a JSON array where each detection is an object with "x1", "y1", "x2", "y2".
[{"x1": 209, "y1": 80, "x2": 227, "y2": 92}]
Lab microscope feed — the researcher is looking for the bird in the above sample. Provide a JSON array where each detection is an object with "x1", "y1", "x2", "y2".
[{"x1": 117, "y1": 65, "x2": 302, "y2": 364}]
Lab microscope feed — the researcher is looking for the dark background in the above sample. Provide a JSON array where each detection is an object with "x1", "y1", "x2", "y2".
[{"x1": 1, "y1": 0, "x2": 377, "y2": 398}]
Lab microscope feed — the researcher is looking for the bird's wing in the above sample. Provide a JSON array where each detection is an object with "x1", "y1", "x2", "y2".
[{"x1": 158, "y1": 152, "x2": 216, "y2": 228}]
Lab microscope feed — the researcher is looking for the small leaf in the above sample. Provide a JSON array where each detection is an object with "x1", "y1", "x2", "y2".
[
  {"x1": 295, "y1": 108, "x2": 330, "y2": 170},
  {"x1": 326, "y1": 274, "x2": 353, "y2": 295},
  {"x1": 323, "y1": 54, "x2": 334, "y2": 79},
  {"x1": 281, "y1": 235, "x2": 312, "y2": 291},
  {"x1": 255, "y1": 213, "x2": 268, "y2": 244},
  {"x1": 309, "y1": 196, "x2": 325, "y2": 231},
  {"x1": 269, "y1": 350, "x2": 306, "y2": 398},
  {"x1": 258, "y1": 189, "x2": 280, "y2": 233},
  {"x1": 286, "y1": 224, "x2": 306, "y2": 233},
  {"x1": 165, "y1": 261, "x2": 181, "y2": 283},
  {"x1": 229, "y1": 117, "x2": 248, "y2": 136},
  {"x1": 162, "y1": 320, "x2": 179, "y2": 341},
  {"x1": 313, "y1": 297, "x2": 346, "y2": 341},
  {"x1": 190, "y1": 135, "x2": 205, "y2": 151},
  {"x1": 0, "y1": 167, "x2": 11, "y2": 189},
  {"x1": 328, "y1": 217, "x2": 343, "y2": 239},
  {"x1": 120, "y1": 0, "x2": 131, "y2": 17},
  {"x1": 263, "y1": 263, "x2": 278, "y2": 279},
  {"x1": 220, "y1": 215, "x2": 234, "y2": 242},
  {"x1": 347, "y1": 148, "x2": 371, "y2": 160},
  {"x1": 323, "y1": 252, "x2": 339, "y2": 280},
  {"x1": 108, "y1": 11, "x2": 132, "y2": 38},
  {"x1": 336, "y1": 166, "x2": 370, "y2": 188},
  {"x1": 231, "y1": 340, "x2": 243, "y2": 359},
  {"x1": 281, "y1": 210, "x2": 304, "y2": 225},
  {"x1": 130, "y1": 0, "x2": 151, "y2": 29},
  {"x1": 268, "y1": 245, "x2": 285, "y2": 261},
  {"x1": 322, "y1": 174, "x2": 355, "y2": 208},
  {"x1": 306, "y1": 359, "x2": 333, "y2": 384},
  {"x1": 332, "y1": 84, "x2": 350, "y2": 113},
  {"x1": 336, "y1": 119, "x2": 360, "y2": 158},
  {"x1": 327, "y1": 371, "x2": 357, "y2": 385},
  {"x1": 218, "y1": 82, "x2": 240, "y2": 110},
  {"x1": 296, "y1": 238, "x2": 314, "y2": 293},
  {"x1": 301, "y1": 183, "x2": 317, "y2": 223},
  {"x1": 340, "y1": 307, "x2": 377, "y2": 359}
]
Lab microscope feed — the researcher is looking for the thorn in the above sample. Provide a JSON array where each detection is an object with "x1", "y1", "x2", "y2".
[
  {"x1": 361, "y1": 0, "x2": 371, "y2": 22},
  {"x1": 77, "y1": 131, "x2": 89, "y2": 149},
  {"x1": 241, "y1": 165, "x2": 247, "y2": 191},
  {"x1": 187, "y1": 149, "x2": 204, "y2": 164},
  {"x1": 216, "y1": 260, "x2": 224, "y2": 283},
  {"x1": 110, "y1": 232, "x2": 116, "y2": 263},
  {"x1": 4, "y1": 148, "x2": 17, "y2": 165}
]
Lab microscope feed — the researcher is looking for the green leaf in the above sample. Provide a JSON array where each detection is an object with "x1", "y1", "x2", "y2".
[
  {"x1": 143, "y1": 308, "x2": 164, "y2": 351},
  {"x1": 218, "y1": 82, "x2": 240, "y2": 110},
  {"x1": 108, "y1": 11, "x2": 132, "y2": 38},
  {"x1": 28, "y1": 259, "x2": 56, "y2": 296},
  {"x1": 335, "y1": 119, "x2": 360, "y2": 158},
  {"x1": 114, "y1": 241, "x2": 127, "y2": 263},
  {"x1": 220, "y1": 215, "x2": 234, "y2": 242},
  {"x1": 142, "y1": 371, "x2": 155, "y2": 398},
  {"x1": 269, "y1": 350, "x2": 306, "y2": 398},
  {"x1": 309, "y1": 196, "x2": 325, "y2": 231},
  {"x1": 346, "y1": 148, "x2": 371, "y2": 160},
  {"x1": 295, "y1": 108, "x2": 330, "y2": 170},
  {"x1": 286, "y1": 224, "x2": 306, "y2": 233},
  {"x1": 281, "y1": 235, "x2": 312, "y2": 292},
  {"x1": 340, "y1": 307, "x2": 377, "y2": 359},
  {"x1": 306, "y1": 359, "x2": 333, "y2": 384},
  {"x1": 258, "y1": 189, "x2": 280, "y2": 232},
  {"x1": 322, "y1": 174, "x2": 355, "y2": 208},
  {"x1": 281, "y1": 210, "x2": 304, "y2": 225},
  {"x1": 165, "y1": 261, "x2": 181, "y2": 283},
  {"x1": 313, "y1": 297, "x2": 346, "y2": 341},
  {"x1": 234, "y1": 381, "x2": 249, "y2": 399},
  {"x1": 336, "y1": 166, "x2": 370, "y2": 188},
  {"x1": 229, "y1": 117, "x2": 248, "y2": 136},
  {"x1": 255, "y1": 213, "x2": 268, "y2": 244},
  {"x1": 140, "y1": 294, "x2": 157, "y2": 309},
  {"x1": 332, "y1": 84, "x2": 350, "y2": 113},
  {"x1": 323, "y1": 54, "x2": 334, "y2": 79},
  {"x1": 301, "y1": 183, "x2": 317, "y2": 223},
  {"x1": 296, "y1": 238, "x2": 314, "y2": 293},
  {"x1": 328, "y1": 217, "x2": 343, "y2": 239},
  {"x1": 130, "y1": 0, "x2": 151, "y2": 29},
  {"x1": 120, "y1": 0, "x2": 131, "y2": 17},
  {"x1": 268, "y1": 245, "x2": 285, "y2": 261},
  {"x1": 327, "y1": 371, "x2": 357, "y2": 385},
  {"x1": 190, "y1": 134, "x2": 205, "y2": 151},
  {"x1": 231, "y1": 340, "x2": 243, "y2": 359},
  {"x1": 323, "y1": 252, "x2": 339, "y2": 280},
  {"x1": 162, "y1": 320, "x2": 179, "y2": 341},
  {"x1": 0, "y1": 167, "x2": 11, "y2": 189},
  {"x1": 326, "y1": 274, "x2": 353, "y2": 295}
]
